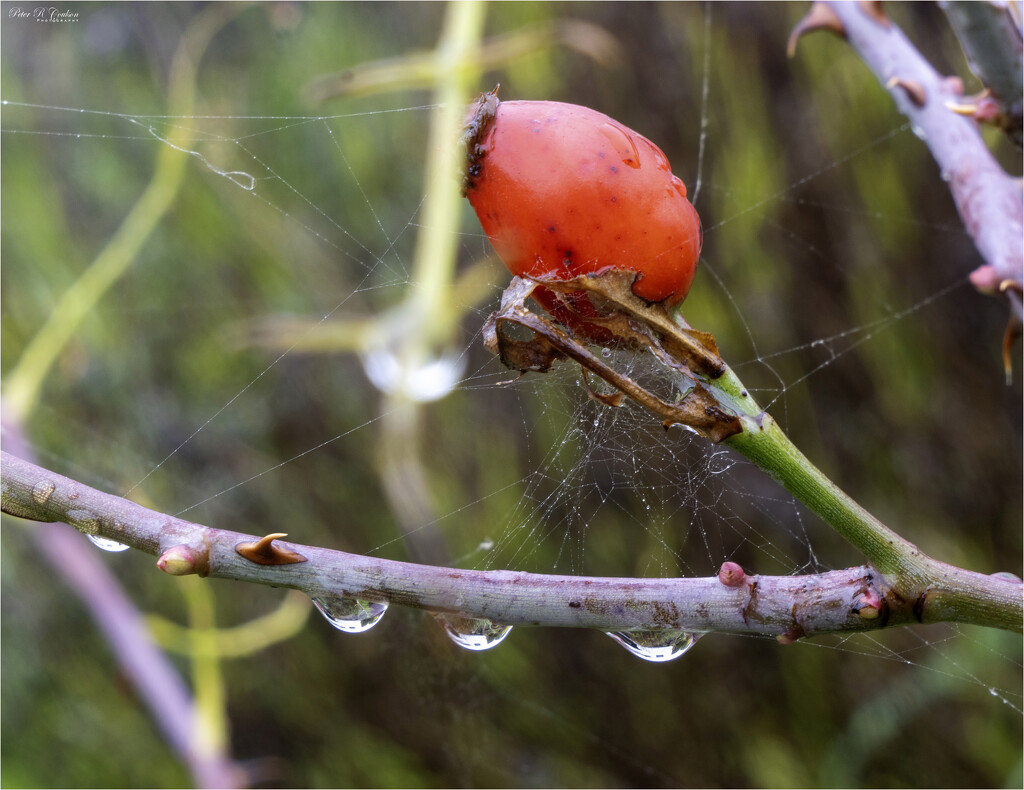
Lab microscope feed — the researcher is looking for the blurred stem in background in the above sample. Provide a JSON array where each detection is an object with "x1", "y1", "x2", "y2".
[
  {"x1": 1, "y1": 7, "x2": 248, "y2": 785},
  {"x1": 373, "y1": 0, "x2": 487, "y2": 565}
]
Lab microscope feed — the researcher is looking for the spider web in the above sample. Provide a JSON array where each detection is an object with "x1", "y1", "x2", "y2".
[{"x1": 1, "y1": 3, "x2": 1020, "y2": 786}]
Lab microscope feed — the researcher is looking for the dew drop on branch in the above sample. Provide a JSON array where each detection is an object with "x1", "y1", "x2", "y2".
[
  {"x1": 312, "y1": 594, "x2": 388, "y2": 633},
  {"x1": 87, "y1": 535, "x2": 130, "y2": 552},
  {"x1": 435, "y1": 614, "x2": 512, "y2": 651},
  {"x1": 605, "y1": 629, "x2": 702, "y2": 662}
]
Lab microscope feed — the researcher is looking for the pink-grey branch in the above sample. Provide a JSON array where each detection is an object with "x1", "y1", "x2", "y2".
[
  {"x1": 792, "y1": 2, "x2": 1023, "y2": 314},
  {"x1": 3, "y1": 450, "x2": 1021, "y2": 638}
]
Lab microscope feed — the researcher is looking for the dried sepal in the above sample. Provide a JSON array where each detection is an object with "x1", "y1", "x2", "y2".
[
  {"x1": 482, "y1": 276, "x2": 743, "y2": 443},
  {"x1": 236, "y1": 532, "x2": 309, "y2": 565},
  {"x1": 458, "y1": 85, "x2": 500, "y2": 195}
]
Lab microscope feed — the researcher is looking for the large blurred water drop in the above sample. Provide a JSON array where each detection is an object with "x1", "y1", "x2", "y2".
[{"x1": 361, "y1": 348, "x2": 464, "y2": 402}]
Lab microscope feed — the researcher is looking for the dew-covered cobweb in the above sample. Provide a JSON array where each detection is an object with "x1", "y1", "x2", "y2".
[{"x1": 2, "y1": 3, "x2": 1020, "y2": 785}]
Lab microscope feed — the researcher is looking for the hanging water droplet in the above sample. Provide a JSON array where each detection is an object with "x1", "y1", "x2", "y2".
[
  {"x1": 87, "y1": 535, "x2": 131, "y2": 552},
  {"x1": 605, "y1": 629, "x2": 701, "y2": 662},
  {"x1": 435, "y1": 613, "x2": 512, "y2": 651},
  {"x1": 600, "y1": 347, "x2": 612, "y2": 358},
  {"x1": 360, "y1": 346, "x2": 465, "y2": 402},
  {"x1": 312, "y1": 594, "x2": 388, "y2": 634}
]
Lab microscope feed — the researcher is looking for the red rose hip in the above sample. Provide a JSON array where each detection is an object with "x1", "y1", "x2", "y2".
[{"x1": 462, "y1": 92, "x2": 702, "y2": 308}]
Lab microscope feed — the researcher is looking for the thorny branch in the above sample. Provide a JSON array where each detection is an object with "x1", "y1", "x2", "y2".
[
  {"x1": 3, "y1": 448, "x2": 1018, "y2": 639},
  {"x1": 789, "y1": 1, "x2": 1024, "y2": 369}
]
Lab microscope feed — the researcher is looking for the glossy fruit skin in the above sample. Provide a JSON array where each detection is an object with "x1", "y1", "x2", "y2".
[{"x1": 463, "y1": 96, "x2": 702, "y2": 307}]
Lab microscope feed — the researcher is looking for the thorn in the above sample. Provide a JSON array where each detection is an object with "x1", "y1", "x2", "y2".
[
  {"x1": 717, "y1": 561, "x2": 747, "y2": 587},
  {"x1": 235, "y1": 532, "x2": 309, "y2": 566},
  {"x1": 581, "y1": 368, "x2": 623, "y2": 407},
  {"x1": 945, "y1": 89, "x2": 1006, "y2": 126},
  {"x1": 885, "y1": 77, "x2": 927, "y2": 107},
  {"x1": 946, "y1": 100, "x2": 979, "y2": 117},
  {"x1": 787, "y1": 2, "x2": 846, "y2": 57},
  {"x1": 857, "y1": 1, "x2": 890, "y2": 27},
  {"x1": 1002, "y1": 315, "x2": 1021, "y2": 385},
  {"x1": 776, "y1": 625, "x2": 805, "y2": 645},
  {"x1": 157, "y1": 544, "x2": 200, "y2": 576}
]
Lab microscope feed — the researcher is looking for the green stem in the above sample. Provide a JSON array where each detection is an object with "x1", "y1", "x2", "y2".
[
  {"x1": 4, "y1": 4, "x2": 243, "y2": 423},
  {"x1": 408, "y1": 0, "x2": 487, "y2": 344},
  {"x1": 711, "y1": 367, "x2": 1021, "y2": 630},
  {"x1": 181, "y1": 577, "x2": 229, "y2": 757},
  {"x1": 709, "y1": 365, "x2": 919, "y2": 576}
]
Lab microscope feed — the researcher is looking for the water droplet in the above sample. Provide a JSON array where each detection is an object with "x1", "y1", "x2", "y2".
[
  {"x1": 911, "y1": 124, "x2": 926, "y2": 140},
  {"x1": 436, "y1": 614, "x2": 512, "y2": 651},
  {"x1": 991, "y1": 571, "x2": 1022, "y2": 583},
  {"x1": 312, "y1": 594, "x2": 388, "y2": 633},
  {"x1": 361, "y1": 347, "x2": 465, "y2": 402},
  {"x1": 605, "y1": 629, "x2": 701, "y2": 662},
  {"x1": 600, "y1": 347, "x2": 612, "y2": 358},
  {"x1": 32, "y1": 480, "x2": 56, "y2": 505},
  {"x1": 670, "y1": 175, "x2": 687, "y2": 198},
  {"x1": 599, "y1": 123, "x2": 641, "y2": 169},
  {"x1": 87, "y1": 535, "x2": 130, "y2": 552}
]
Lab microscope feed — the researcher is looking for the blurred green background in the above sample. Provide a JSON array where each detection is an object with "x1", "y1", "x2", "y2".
[{"x1": 2, "y1": 2, "x2": 1021, "y2": 788}]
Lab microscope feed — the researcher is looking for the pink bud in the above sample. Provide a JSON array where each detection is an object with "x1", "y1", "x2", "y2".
[
  {"x1": 157, "y1": 545, "x2": 198, "y2": 576},
  {"x1": 718, "y1": 561, "x2": 746, "y2": 587}
]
